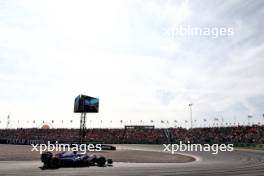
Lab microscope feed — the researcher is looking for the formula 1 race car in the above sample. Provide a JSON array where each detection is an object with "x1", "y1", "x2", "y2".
[{"x1": 41, "y1": 151, "x2": 113, "y2": 169}]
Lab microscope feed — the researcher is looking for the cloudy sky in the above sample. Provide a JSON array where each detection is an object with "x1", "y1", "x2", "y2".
[{"x1": 0, "y1": 0, "x2": 263, "y2": 128}]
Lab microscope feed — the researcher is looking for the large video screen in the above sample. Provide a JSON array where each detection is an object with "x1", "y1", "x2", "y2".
[{"x1": 74, "y1": 95, "x2": 99, "y2": 113}]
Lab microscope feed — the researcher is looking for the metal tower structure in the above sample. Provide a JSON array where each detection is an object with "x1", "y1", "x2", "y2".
[
  {"x1": 79, "y1": 112, "x2": 87, "y2": 144},
  {"x1": 74, "y1": 94, "x2": 99, "y2": 144}
]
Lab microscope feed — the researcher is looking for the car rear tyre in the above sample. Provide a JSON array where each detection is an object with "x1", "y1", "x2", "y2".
[{"x1": 41, "y1": 152, "x2": 53, "y2": 167}]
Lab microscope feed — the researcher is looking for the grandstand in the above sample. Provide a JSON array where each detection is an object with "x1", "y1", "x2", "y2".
[{"x1": 0, "y1": 125, "x2": 263, "y2": 146}]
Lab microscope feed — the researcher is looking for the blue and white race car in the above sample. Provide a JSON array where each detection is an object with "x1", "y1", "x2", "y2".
[{"x1": 41, "y1": 151, "x2": 113, "y2": 169}]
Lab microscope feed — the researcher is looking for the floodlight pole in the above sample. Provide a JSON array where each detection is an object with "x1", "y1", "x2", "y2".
[
  {"x1": 263, "y1": 114, "x2": 264, "y2": 125},
  {"x1": 6, "y1": 114, "x2": 11, "y2": 129},
  {"x1": 189, "y1": 104, "x2": 193, "y2": 129},
  {"x1": 79, "y1": 112, "x2": 87, "y2": 144}
]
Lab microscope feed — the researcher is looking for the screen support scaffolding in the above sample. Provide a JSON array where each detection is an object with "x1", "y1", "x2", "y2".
[{"x1": 79, "y1": 112, "x2": 87, "y2": 144}]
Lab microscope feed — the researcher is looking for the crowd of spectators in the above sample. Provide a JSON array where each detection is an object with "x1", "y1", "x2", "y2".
[
  {"x1": 0, "y1": 125, "x2": 263, "y2": 145},
  {"x1": 168, "y1": 126, "x2": 264, "y2": 144}
]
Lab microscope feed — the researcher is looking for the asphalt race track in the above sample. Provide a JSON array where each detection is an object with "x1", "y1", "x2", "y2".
[{"x1": 0, "y1": 145, "x2": 264, "y2": 176}]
